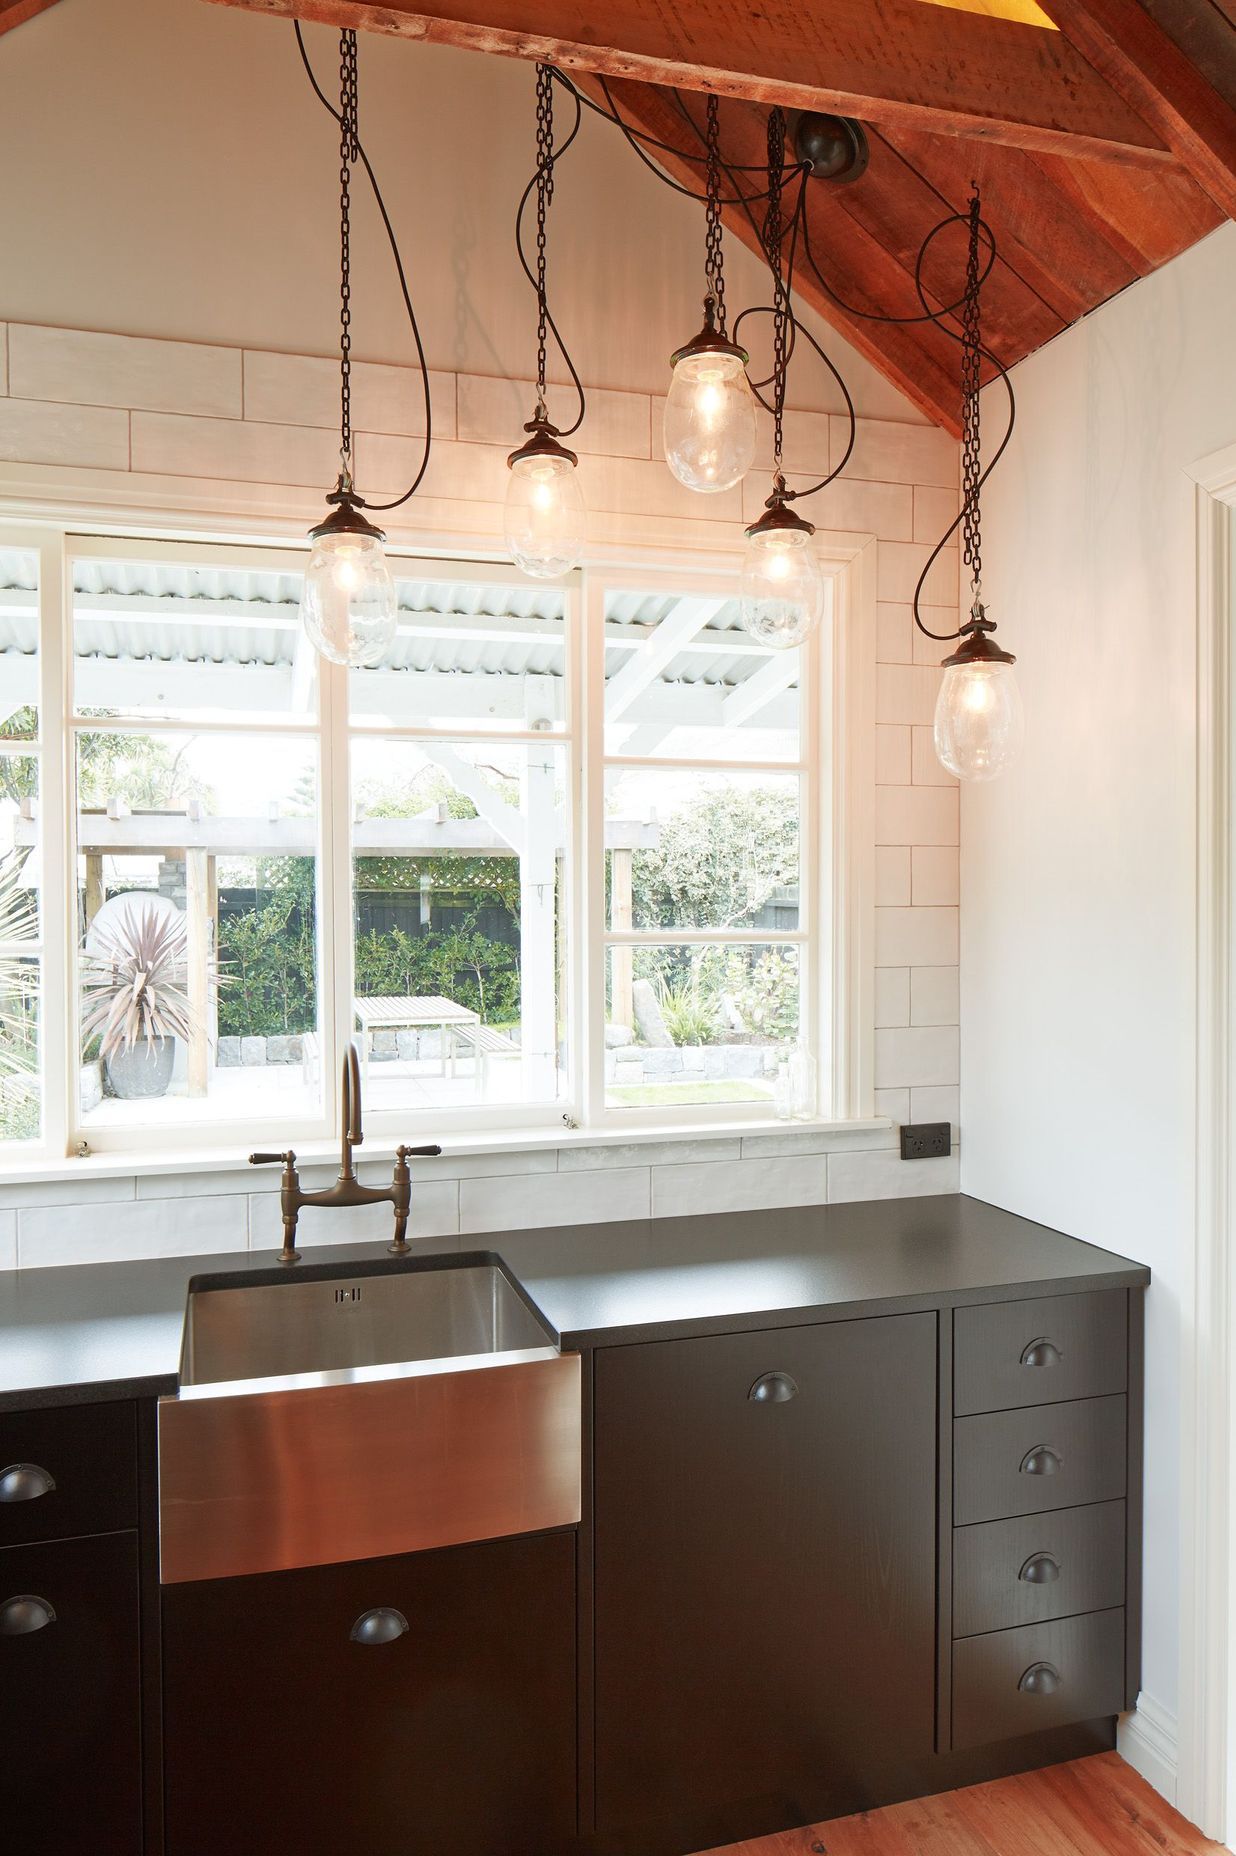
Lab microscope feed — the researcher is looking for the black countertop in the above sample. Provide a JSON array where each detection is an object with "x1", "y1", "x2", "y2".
[{"x1": 0, "y1": 1193, "x2": 1149, "y2": 1411}]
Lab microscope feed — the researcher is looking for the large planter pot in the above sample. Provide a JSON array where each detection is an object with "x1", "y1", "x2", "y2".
[{"x1": 104, "y1": 1038, "x2": 175, "y2": 1100}]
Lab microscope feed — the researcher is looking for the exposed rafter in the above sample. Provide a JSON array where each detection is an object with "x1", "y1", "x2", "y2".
[
  {"x1": 0, "y1": 0, "x2": 62, "y2": 34},
  {"x1": 202, "y1": 0, "x2": 1176, "y2": 165},
  {"x1": 1039, "y1": 0, "x2": 1236, "y2": 218}
]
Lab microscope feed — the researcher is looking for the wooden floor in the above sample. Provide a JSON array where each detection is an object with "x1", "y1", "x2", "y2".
[{"x1": 699, "y1": 1754, "x2": 1224, "y2": 1856}]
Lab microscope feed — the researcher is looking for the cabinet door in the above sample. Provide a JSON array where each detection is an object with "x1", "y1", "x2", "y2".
[
  {"x1": 594, "y1": 1313, "x2": 938, "y2": 1838},
  {"x1": 0, "y1": 1532, "x2": 143, "y2": 1856},
  {"x1": 163, "y1": 1530, "x2": 576, "y2": 1856}
]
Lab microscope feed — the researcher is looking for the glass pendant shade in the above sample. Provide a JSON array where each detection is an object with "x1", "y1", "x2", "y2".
[
  {"x1": 664, "y1": 335, "x2": 756, "y2": 494},
  {"x1": 740, "y1": 502, "x2": 825, "y2": 649},
  {"x1": 300, "y1": 501, "x2": 397, "y2": 669},
  {"x1": 505, "y1": 425, "x2": 586, "y2": 580},
  {"x1": 933, "y1": 634, "x2": 1024, "y2": 782}
]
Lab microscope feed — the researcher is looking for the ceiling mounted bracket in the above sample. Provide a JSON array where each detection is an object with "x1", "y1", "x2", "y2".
[{"x1": 793, "y1": 112, "x2": 869, "y2": 184}]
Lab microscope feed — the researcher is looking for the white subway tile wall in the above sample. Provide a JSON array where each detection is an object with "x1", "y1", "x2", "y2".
[{"x1": 0, "y1": 321, "x2": 961, "y2": 1265}]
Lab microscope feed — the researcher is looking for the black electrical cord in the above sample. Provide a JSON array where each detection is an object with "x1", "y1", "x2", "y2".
[{"x1": 294, "y1": 21, "x2": 432, "y2": 513}]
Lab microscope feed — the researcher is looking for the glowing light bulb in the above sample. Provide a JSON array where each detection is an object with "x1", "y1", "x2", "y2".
[
  {"x1": 933, "y1": 622, "x2": 1023, "y2": 781},
  {"x1": 300, "y1": 506, "x2": 396, "y2": 668},
  {"x1": 505, "y1": 426, "x2": 586, "y2": 579},
  {"x1": 740, "y1": 501, "x2": 824, "y2": 649},
  {"x1": 664, "y1": 339, "x2": 756, "y2": 494}
]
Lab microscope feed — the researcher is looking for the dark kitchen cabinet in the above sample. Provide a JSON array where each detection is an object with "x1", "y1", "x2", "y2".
[
  {"x1": 592, "y1": 1312, "x2": 939, "y2": 1844},
  {"x1": 0, "y1": 1530, "x2": 143, "y2": 1856},
  {"x1": 162, "y1": 1529, "x2": 577, "y2": 1856}
]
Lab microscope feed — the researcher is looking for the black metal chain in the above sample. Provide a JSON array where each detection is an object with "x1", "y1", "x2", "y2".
[
  {"x1": 337, "y1": 29, "x2": 359, "y2": 478},
  {"x1": 703, "y1": 93, "x2": 727, "y2": 335},
  {"x1": 764, "y1": 108, "x2": 788, "y2": 481},
  {"x1": 960, "y1": 187, "x2": 983, "y2": 601},
  {"x1": 534, "y1": 62, "x2": 555, "y2": 419}
]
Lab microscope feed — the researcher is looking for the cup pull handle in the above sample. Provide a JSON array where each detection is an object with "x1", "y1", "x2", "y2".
[
  {"x1": 1020, "y1": 1445, "x2": 1062, "y2": 1477},
  {"x1": 1020, "y1": 1338, "x2": 1063, "y2": 1369},
  {"x1": 0, "y1": 1595, "x2": 56, "y2": 1637},
  {"x1": 0, "y1": 1463, "x2": 56, "y2": 1504},
  {"x1": 1019, "y1": 1552, "x2": 1062, "y2": 1585},
  {"x1": 349, "y1": 1607, "x2": 409, "y2": 1647},
  {"x1": 748, "y1": 1372, "x2": 798, "y2": 1404},
  {"x1": 1018, "y1": 1660, "x2": 1062, "y2": 1696}
]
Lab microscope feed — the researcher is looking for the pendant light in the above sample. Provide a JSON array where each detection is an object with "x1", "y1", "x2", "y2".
[
  {"x1": 916, "y1": 189, "x2": 1023, "y2": 783},
  {"x1": 664, "y1": 94, "x2": 756, "y2": 495},
  {"x1": 505, "y1": 65, "x2": 586, "y2": 580},
  {"x1": 741, "y1": 110, "x2": 824, "y2": 650},
  {"x1": 299, "y1": 31, "x2": 397, "y2": 670}
]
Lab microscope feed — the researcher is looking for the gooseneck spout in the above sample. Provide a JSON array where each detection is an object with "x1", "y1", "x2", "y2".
[{"x1": 341, "y1": 1041, "x2": 363, "y2": 1181}]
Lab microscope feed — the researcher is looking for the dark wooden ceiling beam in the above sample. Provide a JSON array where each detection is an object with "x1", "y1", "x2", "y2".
[
  {"x1": 0, "y1": 0, "x2": 63, "y2": 31},
  {"x1": 1039, "y1": 0, "x2": 1236, "y2": 217},
  {"x1": 202, "y1": 0, "x2": 1178, "y2": 167}
]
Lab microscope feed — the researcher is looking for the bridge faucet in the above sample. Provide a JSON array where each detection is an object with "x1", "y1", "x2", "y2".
[{"x1": 250, "y1": 1042, "x2": 441, "y2": 1264}]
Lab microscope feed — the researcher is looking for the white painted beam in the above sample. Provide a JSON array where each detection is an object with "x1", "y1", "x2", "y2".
[
  {"x1": 411, "y1": 743, "x2": 526, "y2": 857},
  {"x1": 720, "y1": 652, "x2": 801, "y2": 728},
  {"x1": 603, "y1": 597, "x2": 727, "y2": 722}
]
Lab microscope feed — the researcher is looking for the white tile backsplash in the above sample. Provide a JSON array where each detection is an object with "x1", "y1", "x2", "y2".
[
  {"x1": 460, "y1": 1166, "x2": 651, "y2": 1233},
  {"x1": 827, "y1": 1147, "x2": 959, "y2": 1202},
  {"x1": 911, "y1": 966, "x2": 961, "y2": 1027},
  {"x1": 18, "y1": 1194, "x2": 248, "y2": 1268},
  {"x1": 0, "y1": 1174, "x2": 137, "y2": 1210},
  {"x1": 874, "y1": 1025, "x2": 961, "y2": 1090},
  {"x1": 0, "y1": 1211, "x2": 15, "y2": 1271},
  {"x1": 10, "y1": 324, "x2": 242, "y2": 418},
  {"x1": 652, "y1": 1154, "x2": 829, "y2": 1219}
]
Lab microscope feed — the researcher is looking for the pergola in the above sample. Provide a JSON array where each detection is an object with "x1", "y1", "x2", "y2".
[{"x1": 0, "y1": 556, "x2": 806, "y2": 1100}]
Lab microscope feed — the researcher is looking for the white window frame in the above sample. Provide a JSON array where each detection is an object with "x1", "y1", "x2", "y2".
[{"x1": 0, "y1": 516, "x2": 876, "y2": 1169}]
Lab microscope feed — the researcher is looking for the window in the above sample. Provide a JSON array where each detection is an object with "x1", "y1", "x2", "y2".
[
  {"x1": 0, "y1": 528, "x2": 858, "y2": 1161},
  {"x1": 585, "y1": 575, "x2": 819, "y2": 1123}
]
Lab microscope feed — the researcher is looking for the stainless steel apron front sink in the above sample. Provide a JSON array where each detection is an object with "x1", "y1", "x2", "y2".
[{"x1": 157, "y1": 1253, "x2": 581, "y2": 1585}]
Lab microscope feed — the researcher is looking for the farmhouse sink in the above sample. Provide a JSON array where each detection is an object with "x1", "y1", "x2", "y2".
[
  {"x1": 178, "y1": 1254, "x2": 559, "y2": 1388},
  {"x1": 158, "y1": 1253, "x2": 581, "y2": 1585}
]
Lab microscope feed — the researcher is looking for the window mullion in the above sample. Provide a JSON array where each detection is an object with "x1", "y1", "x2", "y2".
[
  {"x1": 320, "y1": 655, "x2": 352, "y2": 1131},
  {"x1": 39, "y1": 530, "x2": 71, "y2": 1158},
  {"x1": 581, "y1": 573, "x2": 607, "y2": 1129}
]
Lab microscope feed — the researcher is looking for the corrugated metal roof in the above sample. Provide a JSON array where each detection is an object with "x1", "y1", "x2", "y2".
[{"x1": 0, "y1": 552, "x2": 793, "y2": 697}]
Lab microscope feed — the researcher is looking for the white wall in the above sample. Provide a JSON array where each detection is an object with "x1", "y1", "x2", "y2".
[
  {"x1": 963, "y1": 220, "x2": 1236, "y2": 1753},
  {"x1": 0, "y1": 0, "x2": 918, "y2": 421}
]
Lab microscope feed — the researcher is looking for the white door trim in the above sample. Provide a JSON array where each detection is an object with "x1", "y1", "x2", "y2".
[{"x1": 1180, "y1": 443, "x2": 1236, "y2": 1842}]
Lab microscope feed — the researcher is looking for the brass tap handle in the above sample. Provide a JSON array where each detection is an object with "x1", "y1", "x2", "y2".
[
  {"x1": 249, "y1": 1151, "x2": 301, "y2": 1265},
  {"x1": 387, "y1": 1144, "x2": 444, "y2": 1256}
]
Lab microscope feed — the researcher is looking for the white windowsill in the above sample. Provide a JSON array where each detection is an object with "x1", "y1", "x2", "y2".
[{"x1": 0, "y1": 1117, "x2": 893, "y2": 1188}]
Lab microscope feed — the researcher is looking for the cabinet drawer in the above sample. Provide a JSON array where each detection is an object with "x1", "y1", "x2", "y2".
[
  {"x1": 952, "y1": 1607, "x2": 1125, "y2": 1750},
  {"x1": 0, "y1": 1531, "x2": 143, "y2": 1852},
  {"x1": 954, "y1": 1290, "x2": 1127, "y2": 1416},
  {"x1": 954, "y1": 1395, "x2": 1126, "y2": 1525},
  {"x1": 0, "y1": 1400, "x2": 138, "y2": 1547},
  {"x1": 954, "y1": 1500, "x2": 1126, "y2": 1637}
]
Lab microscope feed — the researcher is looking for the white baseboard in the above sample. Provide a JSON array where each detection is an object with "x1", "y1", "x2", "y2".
[{"x1": 1118, "y1": 1692, "x2": 1179, "y2": 1807}]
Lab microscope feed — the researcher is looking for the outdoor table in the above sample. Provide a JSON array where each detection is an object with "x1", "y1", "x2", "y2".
[{"x1": 354, "y1": 995, "x2": 483, "y2": 1094}]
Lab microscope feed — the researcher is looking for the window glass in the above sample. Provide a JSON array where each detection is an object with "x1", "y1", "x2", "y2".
[
  {"x1": 604, "y1": 768, "x2": 800, "y2": 933},
  {"x1": 605, "y1": 943, "x2": 800, "y2": 1110},
  {"x1": 602, "y1": 589, "x2": 803, "y2": 762},
  {"x1": 0, "y1": 546, "x2": 39, "y2": 743},
  {"x1": 0, "y1": 752, "x2": 40, "y2": 1145},
  {"x1": 350, "y1": 737, "x2": 568, "y2": 1112},
  {"x1": 72, "y1": 554, "x2": 317, "y2": 725},
  {"x1": 349, "y1": 576, "x2": 567, "y2": 734},
  {"x1": 74, "y1": 730, "x2": 321, "y2": 1130}
]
